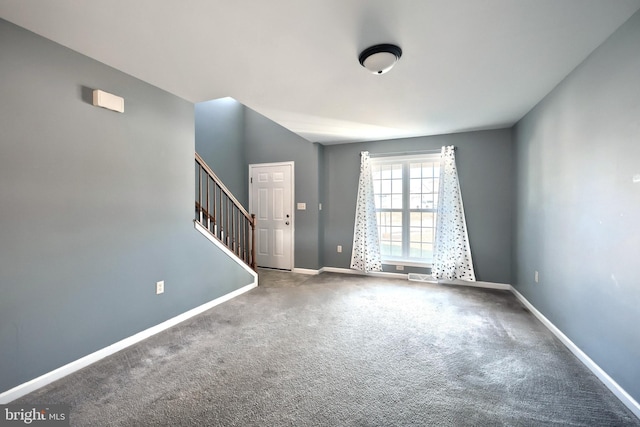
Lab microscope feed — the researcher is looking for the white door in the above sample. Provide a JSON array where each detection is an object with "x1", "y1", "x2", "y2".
[{"x1": 249, "y1": 162, "x2": 294, "y2": 270}]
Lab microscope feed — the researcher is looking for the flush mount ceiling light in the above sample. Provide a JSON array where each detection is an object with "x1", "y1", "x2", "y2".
[{"x1": 359, "y1": 44, "x2": 402, "y2": 74}]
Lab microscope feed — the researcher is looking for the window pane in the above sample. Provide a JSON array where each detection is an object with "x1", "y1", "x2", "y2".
[
  {"x1": 428, "y1": 163, "x2": 437, "y2": 178},
  {"x1": 410, "y1": 164, "x2": 422, "y2": 178},
  {"x1": 372, "y1": 165, "x2": 382, "y2": 180},
  {"x1": 409, "y1": 227, "x2": 422, "y2": 242},
  {"x1": 372, "y1": 180, "x2": 379, "y2": 195},
  {"x1": 422, "y1": 178, "x2": 434, "y2": 193},
  {"x1": 391, "y1": 194, "x2": 402, "y2": 209},
  {"x1": 421, "y1": 228, "x2": 434, "y2": 243},
  {"x1": 422, "y1": 194, "x2": 434, "y2": 209},
  {"x1": 422, "y1": 245, "x2": 433, "y2": 260},
  {"x1": 422, "y1": 212, "x2": 435, "y2": 226},
  {"x1": 407, "y1": 242, "x2": 433, "y2": 261},
  {"x1": 374, "y1": 155, "x2": 439, "y2": 263},
  {"x1": 410, "y1": 178, "x2": 422, "y2": 193},
  {"x1": 377, "y1": 211, "x2": 390, "y2": 226},
  {"x1": 391, "y1": 211, "x2": 403, "y2": 227},
  {"x1": 409, "y1": 194, "x2": 422, "y2": 209},
  {"x1": 379, "y1": 227, "x2": 391, "y2": 240},
  {"x1": 391, "y1": 178, "x2": 402, "y2": 194},
  {"x1": 377, "y1": 208, "x2": 394, "y2": 258},
  {"x1": 391, "y1": 226, "x2": 402, "y2": 239},
  {"x1": 391, "y1": 242, "x2": 402, "y2": 256},
  {"x1": 410, "y1": 211, "x2": 422, "y2": 226},
  {"x1": 380, "y1": 243, "x2": 389, "y2": 256},
  {"x1": 409, "y1": 243, "x2": 422, "y2": 258},
  {"x1": 424, "y1": 244, "x2": 434, "y2": 258}
]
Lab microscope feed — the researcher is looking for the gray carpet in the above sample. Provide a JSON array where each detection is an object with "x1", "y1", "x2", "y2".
[{"x1": 16, "y1": 270, "x2": 639, "y2": 426}]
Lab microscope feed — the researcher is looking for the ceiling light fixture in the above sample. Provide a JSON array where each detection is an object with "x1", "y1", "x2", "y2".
[{"x1": 359, "y1": 44, "x2": 402, "y2": 75}]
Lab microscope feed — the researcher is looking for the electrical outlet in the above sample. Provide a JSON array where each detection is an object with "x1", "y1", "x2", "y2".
[
  {"x1": 534, "y1": 271, "x2": 539, "y2": 283},
  {"x1": 337, "y1": 245, "x2": 342, "y2": 253},
  {"x1": 156, "y1": 280, "x2": 165, "y2": 294},
  {"x1": 396, "y1": 265, "x2": 404, "y2": 271}
]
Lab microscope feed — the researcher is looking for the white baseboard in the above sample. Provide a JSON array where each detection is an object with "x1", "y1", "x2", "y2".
[
  {"x1": 442, "y1": 279, "x2": 512, "y2": 290},
  {"x1": 319, "y1": 267, "x2": 511, "y2": 288},
  {"x1": 511, "y1": 287, "x2": 640, "y2": 419},
  {"x1": 292, "y1": 268, "x2": 321, "y2": 275},
  {"x1": 320, "y1": 266, "x2": 408, "y2": 279},
  {"x1": 0, "y1": 282, "x2": 257, "y2": 404}
]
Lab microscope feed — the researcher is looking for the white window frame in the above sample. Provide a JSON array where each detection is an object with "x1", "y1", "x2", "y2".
[{"x1": 371, "y1": 154, "x2": 440, "y2": 267}]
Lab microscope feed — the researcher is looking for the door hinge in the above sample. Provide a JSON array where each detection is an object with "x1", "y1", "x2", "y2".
[{"x1": 250, "y1": 177, "x2": 253, "y2": 184}]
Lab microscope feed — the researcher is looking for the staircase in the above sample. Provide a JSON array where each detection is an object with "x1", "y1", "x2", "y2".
[{"x1": 195, "y1": 153, "x2": 256, "y2": 270}]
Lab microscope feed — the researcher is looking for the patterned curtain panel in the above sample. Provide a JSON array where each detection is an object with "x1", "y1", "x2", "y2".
[
  {"x1": 432, "y1": 146, "x2": 476, "y2": 281},
  {"x1": 350, "y1": 151, "x2": 383, "y2": 272}
]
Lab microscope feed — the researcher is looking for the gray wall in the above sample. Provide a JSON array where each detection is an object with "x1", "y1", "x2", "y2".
[
  {"x1": 244, "y1": 108, "x2": 323, "y2": 270},
  {"x1": 195, "y1": 98, "x2": 247, "y2": 205},
  {"x1": 195, "y1": 101, "x2": 512, "y2": 279},
  {"x1": 0, "y1": 19, "x2": 253, "y2": 394},
  {"x1": 317, "y1": 144, "x2": 326, "y2": 268},
  {"x1": 194, "y1": 101, "x2": 323, "y2": 270},
  {"x1": 323, "y1": 129, "x2": 513, "y2": 283},
  {"x1": 512, "y1": 10, "x2": 640, "y2": 402}
]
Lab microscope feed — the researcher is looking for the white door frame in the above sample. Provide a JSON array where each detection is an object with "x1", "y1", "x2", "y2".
[{"x1": 249, "y1": 161, "x2": 295, "y2": 270}]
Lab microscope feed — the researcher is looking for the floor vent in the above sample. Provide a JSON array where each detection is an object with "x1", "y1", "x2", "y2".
[{"x1": 408, "y1": 273, "x2": 437, "y2": 283}]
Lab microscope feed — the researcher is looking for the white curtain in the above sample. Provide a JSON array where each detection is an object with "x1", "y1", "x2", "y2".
[
  {"x1": 350, "y1": 151, "x2": 382, "y2": 272},
  {"x1": 432, "y1": 146, "x2": 476, "y2": 281}
]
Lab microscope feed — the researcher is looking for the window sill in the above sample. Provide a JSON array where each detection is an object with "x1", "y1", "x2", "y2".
[{"x1": 382, "y1": 260, "x2": 432, "y2": 268}]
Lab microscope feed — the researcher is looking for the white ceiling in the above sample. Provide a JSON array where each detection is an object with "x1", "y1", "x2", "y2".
[{"x1": 1, "y1": 0, "x2": 639, "y2": 144}]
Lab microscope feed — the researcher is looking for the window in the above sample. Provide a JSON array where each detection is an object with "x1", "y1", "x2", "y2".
[{"x1": 371, "y1": 154, "x2": 439, "y2": 266}]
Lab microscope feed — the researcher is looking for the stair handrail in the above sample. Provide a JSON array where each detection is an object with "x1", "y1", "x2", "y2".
[
  {"x1": 195, "y1": 152, "x2": 256, "y2": 271},
  {"x1": 195, "y1": 153, "x2": 251, "y2": 218}
]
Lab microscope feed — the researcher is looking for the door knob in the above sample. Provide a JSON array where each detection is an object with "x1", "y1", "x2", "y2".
[{"x1": 285, "y1": 221, "x2": 290, "y2": 225}]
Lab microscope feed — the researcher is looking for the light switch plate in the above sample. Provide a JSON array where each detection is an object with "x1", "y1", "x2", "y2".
[{"x1": 297, "y1": 203, "x2": 306, "y2": 210}]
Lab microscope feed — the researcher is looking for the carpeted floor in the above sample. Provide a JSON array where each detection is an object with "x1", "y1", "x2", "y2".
[{"x1": 16, "y1": 270, "x2": 640, "y2": 426}]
